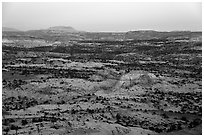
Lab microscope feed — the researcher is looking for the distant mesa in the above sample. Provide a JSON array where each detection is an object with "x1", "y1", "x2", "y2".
[
  {"x1": 2, "y1": 26, "x2": 80, "y2": 33},
  {"x1": 2, "y1": 27, "x2": 20, "y2": 32},
  {"x1": 47, "y1": 26, "x2": 78, "y2": 33}
]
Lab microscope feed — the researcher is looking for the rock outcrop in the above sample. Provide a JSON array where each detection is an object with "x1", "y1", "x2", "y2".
[{"x1": 113, "y1": 71, "x2": 157, "y2": 95}]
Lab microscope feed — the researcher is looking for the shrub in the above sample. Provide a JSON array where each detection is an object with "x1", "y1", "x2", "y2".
[
  {"x1": 10, "y1": 124, "x2": 19, "y2": 135},
  {"x1": 188, "y1": 118, "x2": 201, "y2": 128},
  {"x1": 22, "y1": 119, "x2": 28, "y2": 126},
  {"x1": 3, "y1": 127, "x2": 10, "y2": 135},
  {"x1": 181, "y1": 116, "x2": 188, "y2": 122},
  {"x1": 161, "y1": 113, "x2": 169, "y2": 118}
]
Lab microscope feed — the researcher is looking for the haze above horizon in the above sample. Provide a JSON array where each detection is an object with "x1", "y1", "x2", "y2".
[{"x1": 2, "y1": 2, "x2": 202, "y2": 32}]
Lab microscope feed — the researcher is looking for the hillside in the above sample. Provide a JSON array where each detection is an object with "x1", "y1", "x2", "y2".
[
  {"x1": 125, "y1": 30, "x2": 201, "y2": 40},
  {"x1": 2, "y1": 26, "x2": 202, "y2": 135}
]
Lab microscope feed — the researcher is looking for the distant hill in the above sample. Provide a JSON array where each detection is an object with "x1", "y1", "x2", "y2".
[{"x1": 2, "y1": 27, "x2": 20, "y2": 32}]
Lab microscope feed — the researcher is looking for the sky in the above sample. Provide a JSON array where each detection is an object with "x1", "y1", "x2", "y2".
[{"x1": 2, "y1": 2, "x2": 202, "y2": 32}]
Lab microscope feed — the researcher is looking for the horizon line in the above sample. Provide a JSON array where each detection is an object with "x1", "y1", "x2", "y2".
[{"x1": 2, "y1": 26, "x2": 202, "y2": 33}]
